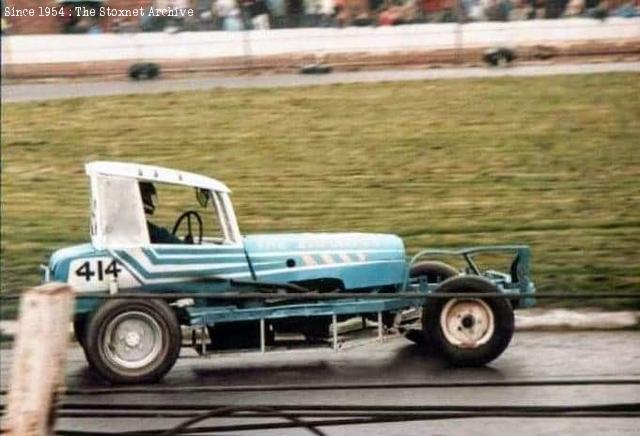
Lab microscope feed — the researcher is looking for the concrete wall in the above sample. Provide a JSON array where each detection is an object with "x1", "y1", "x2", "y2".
[{"x1": 2, "y1": 17, "x2": 639, "y2": 65}]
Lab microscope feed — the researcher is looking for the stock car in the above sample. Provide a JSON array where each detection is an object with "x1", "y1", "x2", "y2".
[{"x1": 43, "y1": 161, "x2": 535, "y2": 384}]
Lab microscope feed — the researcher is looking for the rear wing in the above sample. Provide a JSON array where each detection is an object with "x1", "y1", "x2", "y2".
[{"x1": 407, "y1": 245, "x2": 534, "y2": 294}]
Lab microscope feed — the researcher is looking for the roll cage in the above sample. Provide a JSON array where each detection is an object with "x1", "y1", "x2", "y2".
[{"x1": 85, "y1": 161, "x2": 241, "y2": 249}]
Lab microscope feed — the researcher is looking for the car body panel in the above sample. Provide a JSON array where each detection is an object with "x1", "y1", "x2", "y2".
[
  {"x1": 46, "y1": 161, "x2": 535, "y2": 327},
  {"x1": 244, "y1": 233, "x2": 406, "y2": 290}
]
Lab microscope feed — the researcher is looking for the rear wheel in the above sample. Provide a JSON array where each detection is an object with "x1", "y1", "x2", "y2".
[
  {"x1": 405, "y1": 261, "x2": 458, "y2": 346},
  {"x1": 410, "y1": 261, "x2": 458, "y2": 284},
  {"x1": 422, "y1": 276, "x2": 514, "y2": 366},
  {"x1": 85, "y1": 299, "x2": 181, "y2": 384}
]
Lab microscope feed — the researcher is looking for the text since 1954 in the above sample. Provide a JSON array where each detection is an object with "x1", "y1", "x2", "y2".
[{"x1": 3, "y1": 6, "x2": 195, "y2": 17}]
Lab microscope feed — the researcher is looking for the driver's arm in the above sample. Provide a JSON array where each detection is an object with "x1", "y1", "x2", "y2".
[{"x1": 147, "y1": 221, "x2": 182, "y2": 244}]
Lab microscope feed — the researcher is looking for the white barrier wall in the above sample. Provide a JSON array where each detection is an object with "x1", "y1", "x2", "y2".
[{"x1": 2, "y1": 18, "x2": 639, "y2": 65}]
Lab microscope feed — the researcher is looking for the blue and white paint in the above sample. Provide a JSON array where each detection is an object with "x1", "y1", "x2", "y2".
[{"x1": 50, "y1": 232, "x2": 407, "y2": 297}]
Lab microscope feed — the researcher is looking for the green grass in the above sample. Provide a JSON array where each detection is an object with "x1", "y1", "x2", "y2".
[{"x1": 2, "y1": 73, "x2": 639, "y2": 314}]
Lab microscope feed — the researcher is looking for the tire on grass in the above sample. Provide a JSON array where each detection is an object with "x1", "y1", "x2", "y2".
[
  {"x1": 422, "y1": 276, "x2": 514, "y2": 367},
  {"x1": 85, "y1": 298, "x2": 181, "y2": 384}
]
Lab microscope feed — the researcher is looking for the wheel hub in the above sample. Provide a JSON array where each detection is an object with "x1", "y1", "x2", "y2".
[
  {"x1": 461, "y1": 314, "x2": 475, "y2": 329},
  {"x1": 124, "y1": 331, "x2": 142, "y2": 348},
  {"x1": 440, "y1": 298, "x2": 495, "y2": 348},
  {"x1": 103, "y1": 311, "x2": 164, "y2": 370}
]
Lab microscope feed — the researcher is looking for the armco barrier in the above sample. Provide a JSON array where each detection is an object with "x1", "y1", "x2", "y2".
[{"x1": 2, "y1": 18, "x2": 639, "y2": 65}]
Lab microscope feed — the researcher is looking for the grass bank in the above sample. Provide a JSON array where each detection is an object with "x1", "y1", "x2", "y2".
[{"x1": 2, "y1": 72, "x2": 639, "y2": 315}]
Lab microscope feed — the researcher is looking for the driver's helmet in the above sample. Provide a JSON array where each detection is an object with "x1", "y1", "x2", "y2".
[{"x1": 139, "y1": 182, "x2": 157, "y2": 215}]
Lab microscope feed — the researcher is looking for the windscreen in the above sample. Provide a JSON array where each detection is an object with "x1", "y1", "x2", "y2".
[{"x1": 93, "y1": 176, "x2": 149, "y2": 248}]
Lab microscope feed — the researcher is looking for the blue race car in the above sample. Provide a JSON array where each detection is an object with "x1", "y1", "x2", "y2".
[{"x1": 45, "y1": 161, "x2": 535, "y2": 383}]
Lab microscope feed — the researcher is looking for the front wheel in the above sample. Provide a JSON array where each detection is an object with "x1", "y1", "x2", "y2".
[
  {"x1": 85, "y1": 299, "x2": 181, "y2": 384},
  {"x1": 422, "y1": 276, "x2": 514, "y2": 367}
]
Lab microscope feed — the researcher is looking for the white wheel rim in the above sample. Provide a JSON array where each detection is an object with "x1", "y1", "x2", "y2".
[
  {"x1": 440, "y1": 298, "x2": 495, "y2": 348},
  {"x1": 103, "y1": 311, "x2": 164, "y2": 370}
]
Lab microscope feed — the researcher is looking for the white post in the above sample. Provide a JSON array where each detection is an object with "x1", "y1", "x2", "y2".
[
  {"x1": 377, "y1": 312, "x2": 384, "y2": 341},
  {"x1": 201, "y1": 325, "x2": 207, "y2": 356},
  {"x1": 3, "y1": 283, "x2": 74, "y2": 436},
  {"x1": 259, "y1": 319, "x2": 266, "y2": 353},
  {"x1": 332, "y1": 313, "x2": 338, "y2": 351}
]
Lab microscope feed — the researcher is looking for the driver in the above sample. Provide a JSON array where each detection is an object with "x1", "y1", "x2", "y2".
[{"x1": 139, "y1": 182, "x2": 182, "y2": 244}]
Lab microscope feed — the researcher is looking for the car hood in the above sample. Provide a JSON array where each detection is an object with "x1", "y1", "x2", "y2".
[
  {"x1": 242, "y1": 233, "x2": 406, "y2": 288},
  {"x1": 244, "y1": 232, "x2": 405, "y2": 258}
]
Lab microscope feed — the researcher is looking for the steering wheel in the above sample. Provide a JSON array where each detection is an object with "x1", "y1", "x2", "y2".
[{"x1": 171, "y1": 211, "x2": 203, "y2": 245}]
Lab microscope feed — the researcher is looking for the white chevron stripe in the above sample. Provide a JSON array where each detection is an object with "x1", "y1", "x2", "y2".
[
  {"x1": 320, "y1": 254, "x2": 335, "y2": 264},
  {"x1": 125, "y1": 248, "x2": 250, "y2": 273},
  {"x1": 301, "y1": 254, "x2": 318, "y2": 266},
  {"x1": 113, "y1": 251, "x2": 253, "y2": 285},
  {"x1": 151, "y1": 245, "x2": 243, "y2": 251},
  {"x1": 109, "y1": 251, "x2": 145, "y2": 285},
  {"x1": 249, "y1": 249, "x2": 401, "y2": 257},
  {"x1": 337, "y1": 253, "x2": 352, "y2": 263},
  {"x1": 149, "y1": 247, "x2": 245, "y2": 259},
  {"x1": 150, "y1": 253, "x2": 247, "y2": 259}
]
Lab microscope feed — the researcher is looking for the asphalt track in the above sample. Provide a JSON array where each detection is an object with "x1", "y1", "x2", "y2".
[
  {"x1": 2, "y1": 62, "x2": 639, "y2": 103},
  {"x1": 2, "y1": 330, "x2": 639, "y2": 434}
]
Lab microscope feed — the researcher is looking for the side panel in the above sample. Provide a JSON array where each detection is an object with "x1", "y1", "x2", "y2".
[
  {"x1": 50, "y1": 243, "x2": 254, "y2": 315},
  {"x1": 244, "y1": 233, "x2": 407, "y2": 290},
  {"x1": 109, "y1": 245, "x2": 254, "y2": 289}
]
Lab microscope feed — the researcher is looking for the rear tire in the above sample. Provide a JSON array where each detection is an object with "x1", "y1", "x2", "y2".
[
  {"x1": 410, "y1": 261, "x2": 458, "y2": 283},
  {"x1": 85, "y1": 299, "x2": 181, "y2": 384},
  {"x1": 405, "y1": 261, "x2": 458, "y2": 346},
  {"x1": 422, "y1": 276, "x2": 514, "y2": 366}
]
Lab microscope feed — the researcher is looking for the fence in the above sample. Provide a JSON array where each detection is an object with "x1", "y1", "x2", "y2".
[{"x1": 2, "y1": 16, "x2": 639, "y2": 78}]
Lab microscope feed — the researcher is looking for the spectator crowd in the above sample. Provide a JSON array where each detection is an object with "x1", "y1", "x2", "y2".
[
  {"x1": 2, "y1": 0, "x2": 639, "y2": 34},
  {"x1": 157, "y1": 0, "x2": 640, "y2": 30}
]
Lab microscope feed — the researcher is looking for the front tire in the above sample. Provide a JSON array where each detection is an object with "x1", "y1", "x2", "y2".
[
  {"x1": 422, "y1": 276, "x2": 514, "y2": 366},
  {"x1": 85, "y1": 299, "x2": 181, "y2": 384},
  {"x1": 73, "y1": 317, "x2": 88, "y2": 348}
]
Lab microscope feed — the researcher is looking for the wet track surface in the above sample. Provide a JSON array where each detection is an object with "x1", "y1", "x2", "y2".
[
  {"x1": 2, "y1": 330, "x2": 639, "y2": 434},
  {"x1": 2, "y1": 62, "x2": 639, "y2": 103}
]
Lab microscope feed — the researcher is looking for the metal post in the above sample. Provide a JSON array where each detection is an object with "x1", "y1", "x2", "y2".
[
  {"x1": 377, "y1": 311, "x2": 384, "y2": 341},
  {"x1": 242, "y1": 24, "x2": 252, "y2": 71},
  {"x1": 332, "y1": 313, "x2": 338, "y2": 351},
  {"x1": 201, "y1": 325, "x2": 206, "y2": 356},
  {"x1": 260, "y1": 318, "x2": 266, "y2": 353},
  {"x1": 454, "y1": 0, "x2": 464, "y2": 64}
]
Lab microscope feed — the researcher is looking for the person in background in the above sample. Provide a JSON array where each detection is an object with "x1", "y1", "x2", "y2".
[
  {"x1": 215, "y1": 0, "x2": 244, "y2": 30},
  {"x1": 564, "y1": 0, "x2": 585, "y2": 15},
  {"x1": 250, "y1": 0, "x2": 271, "y2": 28}
]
